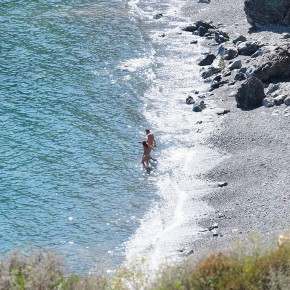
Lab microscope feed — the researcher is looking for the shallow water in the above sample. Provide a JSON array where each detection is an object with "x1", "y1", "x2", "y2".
[
  {"x1": 1, "y1": 0, "x2": 223, "y2": 275},
  {"x1": 0, "y1": 0, "x2": 158, "y2": 273}
]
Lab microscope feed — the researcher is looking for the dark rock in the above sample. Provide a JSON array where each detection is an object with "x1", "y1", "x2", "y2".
[
  {"x1": 284, "y1": 96, "x2": 290, "y2": 106},
  {"x1": 274, "y1": 95, "x2": 287, "y2": 105},
  {"x1": 216, "y1": 109, "x2": 230, "y2": 115},
  {"x1": 234, "y1": 72, "x2": 246, "y2": 81},
  {"x1": 244, "y1": 0, "x2": 290, "y2": 27},
  {"x1": 235, "y1": 77, "x2": 266, "y2": 109},
  {"x1": 193, "y1": 100, "x2": 206, "y2": 112},
  {"x1": 239, "y1": 67, "x2": 248, "y2": 74},
  {"x1": 218, "y1": 181, "x2": 228, "y2": 187},
  {"x1": 213, "y1": 75, "x2": 222, "y2": 82},
  {"x1": 252, "y1": 46, "x2": 290, "y2": 82},
  {"x1": 186, "y1": 96, "x2": 195, "y2": 105},
  {"x1": 249, "y1": 45, "x2": 274, "y2": 59},
  {"x1": 228, "y1": 59, "x2": 242, "y2": 70},
  {"x1": 190, "y1": 40, "x2": 198, "y2": 44},
  {"x1": 201, "y1": 66, "x2": 221, "y2": 79},
  {"x1": 181, "y1": 25, "x2": 198, "y2": 32},
  {"x1": 251, "y1": 50, "x2": 262, "y2": 58},
  {"x1": 214, "y1": 30, "x2": 230, "y2": 44},
  {"x1": 208, "y1": 223, "x2": 219, "y2": 231},
  {"x1": 210, "y1": 77, "x2": 229, "y2": 91},
  {"x1": 198, "y1": 53, "x2": 216, "y2": 66},
  {"x1": 195, "y1": 26, "x2": 207, "y2": 37},
  {"x1": 233, "y1": 35, "x2": 247, "y2": 44},
  {"x1": 153, "y1": 13, "x2": 163, "y2": 19},
  {"x1": 212, "y1": 229, "x2": 219, "y2": 237},
  {"x1": 237, "y1": 41, "x2": 262, "y2": 56},
  {"x1": 195, "y1": 20, "x2": 215, "y2": 30}
]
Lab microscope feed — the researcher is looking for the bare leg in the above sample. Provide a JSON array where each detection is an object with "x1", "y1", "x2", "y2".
[
  {"x1": 148, "y1": 149, "x2": 157, "y2": 162},
  {"x1": 142, "y1": 154, "x2": 150, "y2": 167},
  {"x1": 141, "y1": 157, "x2": 146, "y2": 168}
]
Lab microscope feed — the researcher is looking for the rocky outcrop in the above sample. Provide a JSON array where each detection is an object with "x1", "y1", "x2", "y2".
[
  {"x1": 244, "y1": 0, "x2": 290, "y2": 27},
  {"x1": 182, "y1": 19, "x2": 290, "y2": 110},
  {"x1": 249, "y1": 46, "x2": 290, "y2": 82}
]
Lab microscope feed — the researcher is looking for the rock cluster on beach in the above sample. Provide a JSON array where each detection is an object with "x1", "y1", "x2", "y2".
[{"x1": 182, "y1": 18, "x2": 290, "y2": 111}]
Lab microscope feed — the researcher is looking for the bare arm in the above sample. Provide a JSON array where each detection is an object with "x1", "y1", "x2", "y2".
[{"x1": 138, "y1": 141, "x2": 155, "y2": 151}]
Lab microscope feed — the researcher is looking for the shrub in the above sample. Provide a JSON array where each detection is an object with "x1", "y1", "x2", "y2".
[{"x1": 153, "y1": 242, "x2": 290, "y2": 290}]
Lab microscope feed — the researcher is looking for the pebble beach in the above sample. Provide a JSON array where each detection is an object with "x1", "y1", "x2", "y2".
[
  {"x1": 178, "y1": 0, "x2": 290, "y2": 262},
  {"x1": 125, "y1": 0, "x2": 290, "y2": 273}
]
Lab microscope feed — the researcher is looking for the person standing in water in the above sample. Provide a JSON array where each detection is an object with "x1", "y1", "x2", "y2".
[
  {"x1": 145, "y1": 129, "x2": 157, "y2": 162},
  {"x1": 139, "y1": 129, "x2": 157, "y2": 167},
  {"x1": 145, "y1": 129, "x2": 156, "y2": 149},
  {"x1": 140, "y1": 141, "x2": 157, "y2": 168}
]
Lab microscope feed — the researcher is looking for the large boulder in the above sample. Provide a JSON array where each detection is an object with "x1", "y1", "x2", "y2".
[
  {"x1": 250, "y1": 46, "x2": 290, "y2": 82},
  {"x1": 244, "y1": 0, "x2": 290, "y2": 27},
  {"x1": 235, "y1": 77, "x2": 266, "y2": 109}
]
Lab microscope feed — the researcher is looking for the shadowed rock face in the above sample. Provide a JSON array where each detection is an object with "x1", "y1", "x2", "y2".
[
  {"x1": 250, "y1": 46, "x2": 290, "y2": 82},
  {"x1": 244, "y1": 0, "x2": 290, "y2": 26},
  {"x1": 235, "y1": 77, "x2": 266, "y2": 109}
]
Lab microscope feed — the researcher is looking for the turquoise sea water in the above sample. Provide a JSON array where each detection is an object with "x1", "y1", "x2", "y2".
[{"x1": 0, "y1": 0, "x2": 157, "y2": 273}]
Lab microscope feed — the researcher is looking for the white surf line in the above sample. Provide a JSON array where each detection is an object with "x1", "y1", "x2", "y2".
[
  {"x1": 149, "y1": 191, "x2": 187, "y2": 271},
  {"x1": 147, "y1": 150, "x2": 198, "y2": 270}
]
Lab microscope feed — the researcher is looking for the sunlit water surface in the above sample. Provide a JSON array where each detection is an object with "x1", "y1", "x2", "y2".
[{"x1": 0, "y1": 0, "x2": 156, "y2": 273}]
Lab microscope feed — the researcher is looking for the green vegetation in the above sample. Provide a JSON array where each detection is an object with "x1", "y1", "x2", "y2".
[
  {"x1": 3, "y1": 240, "x2": 290, "y2": 289},
  {"x1": 154, "y1": 246, "x2": 290, "y2": 290}
]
